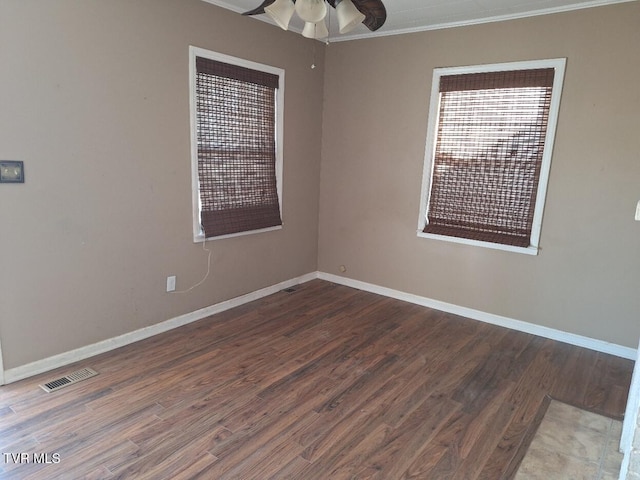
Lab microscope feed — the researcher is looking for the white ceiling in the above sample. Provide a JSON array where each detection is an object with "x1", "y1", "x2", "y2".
[{"x1": 203, "y1": 0, "x2": 635, "y2": 41}]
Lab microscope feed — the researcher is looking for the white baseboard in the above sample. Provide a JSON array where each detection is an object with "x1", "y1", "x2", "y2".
[
  {"x1": 3, "y1": 269, "x2": 635, "y2": 385},
  {"x1": 2, "y1": 272, "x2": 318, "y2": 385},
  {"x1": 317, "y1": 272, "x2": 637, "y2": 360}
]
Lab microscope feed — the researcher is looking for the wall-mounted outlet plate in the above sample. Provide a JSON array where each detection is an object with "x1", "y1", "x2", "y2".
[
  {"x1": 0, "y1": 161, "x2": 24, "y2": 183},
  {"x1": 635, "y1": 201, "x2": 640, "y2": 221},
  {"x1": 166, "y1": 276, "x2": 176, "y2": 292}
]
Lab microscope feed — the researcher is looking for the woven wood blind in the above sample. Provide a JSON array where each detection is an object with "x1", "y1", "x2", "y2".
[
  {"x1": 195, "y1": 57, "x2": 282, "y2": 238},
  {"x1": 424, "y1": 68, "x2": 555, "y2": 247}
]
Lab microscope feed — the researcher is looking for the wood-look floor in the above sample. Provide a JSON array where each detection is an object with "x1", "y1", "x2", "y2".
[{"x1": 0, "y1": 280, "x2": 633, "y2": 479}]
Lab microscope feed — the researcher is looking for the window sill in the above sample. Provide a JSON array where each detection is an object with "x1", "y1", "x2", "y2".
[
  {"x1": 194, "y1": 225, "x2": 282, "y2": 243},
  {"x1": 417, "y1": 231, "x2": 539, "y2": 256}
]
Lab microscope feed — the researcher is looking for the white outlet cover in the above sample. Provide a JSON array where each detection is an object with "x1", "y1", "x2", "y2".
[
  {"x1": 166, "y1": 276, "x2": 176, "y2": 292},
  {"x1": 635, "y1": 201, "x2": 640, "y2": 221}
]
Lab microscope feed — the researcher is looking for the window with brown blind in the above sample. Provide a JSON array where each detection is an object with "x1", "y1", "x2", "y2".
[
  {"x1": 418, "y1": 59, "x2": 566, "y2": 254},
  {"x1": 189, "y1": 47, "x2": 284, "y2": 240}
]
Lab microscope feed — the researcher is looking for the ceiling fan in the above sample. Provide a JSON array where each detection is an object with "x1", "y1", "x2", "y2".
[{"x1": 243, "y1": 0, "x2": 386, "y2": 39}]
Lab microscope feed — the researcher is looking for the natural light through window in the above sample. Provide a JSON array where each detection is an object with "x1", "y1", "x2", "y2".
[{"x1": 418, "y1": 59, "x2": 566, "y2": 254}]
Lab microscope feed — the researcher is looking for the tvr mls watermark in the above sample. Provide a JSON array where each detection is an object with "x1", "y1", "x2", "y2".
[{"x1": 3, "y1": 452, "x2": 61, "y2": 464}]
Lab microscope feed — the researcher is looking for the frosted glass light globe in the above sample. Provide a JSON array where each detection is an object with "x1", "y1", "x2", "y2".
[{"x1": 295, "y1": 0, "x2": 327, "y2": 23}]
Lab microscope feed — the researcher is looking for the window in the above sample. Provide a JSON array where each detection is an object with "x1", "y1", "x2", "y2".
[
  {"x1": 189, "y1": 47, "x2": 284, "y2": 241},
  {"x1": 418, "y1": 59, "x2": 566, "y2": 254}
]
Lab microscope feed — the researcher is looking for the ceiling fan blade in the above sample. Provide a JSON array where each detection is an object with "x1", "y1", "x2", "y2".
[
  {"x1": 242, "y1": 0, "x2": 277, "y2": 16},
  {"x1": 351, "y1": 0, "x2": 386, "y2": 31}
]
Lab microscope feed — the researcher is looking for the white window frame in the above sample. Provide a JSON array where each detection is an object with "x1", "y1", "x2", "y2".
[
  {"x1": 189, "y1": 46, "x2": 284, "y2": 242},
  {"x1": 417, "y1": 58, "x2": 566, "y2": 255}
]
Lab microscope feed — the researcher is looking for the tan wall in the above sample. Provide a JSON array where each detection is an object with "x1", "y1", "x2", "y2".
[
  {"x1": 0, "y1": 0, "x2": 324, "y2": 368},
  {"x1": 318, "y1": 3, "x2": 640, "y2": 347}
]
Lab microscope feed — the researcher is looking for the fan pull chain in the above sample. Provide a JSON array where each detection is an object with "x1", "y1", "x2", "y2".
[
  {"x1": 311, "y1": 41, "x2": 317, "y2": 69},
  {"x1": 311, "y1": 7, "x2": 330, "y2": 70}
]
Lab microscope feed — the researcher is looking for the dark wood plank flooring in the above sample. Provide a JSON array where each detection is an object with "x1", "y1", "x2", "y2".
[{"x1": 0, "y1": 280, "x2": 633, "y2": 479}]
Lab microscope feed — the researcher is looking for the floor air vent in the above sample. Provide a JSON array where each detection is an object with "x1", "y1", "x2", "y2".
[{"x1": 39, "y1": 368, "x2": 98, "y2": 393}]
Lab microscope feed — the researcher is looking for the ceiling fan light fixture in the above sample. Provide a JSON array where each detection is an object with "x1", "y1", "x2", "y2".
[
  {"x1": 242, "y1": 0, "x2": 386, "y2": 37},
  {"x1": 295, "y1": 0, "x2": 328, "y2": 23},
  {"x1": 336, "y1": 0, "x2": 365, "y2": 34},
  {"x1": 302, "y1": 19, "x2": 329, "y2": 39},
  {"x1": 264, "y1": 0, "x2": 296, "y2": 30}
]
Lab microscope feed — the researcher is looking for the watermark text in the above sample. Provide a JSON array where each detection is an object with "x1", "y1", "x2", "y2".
[{"x1": 3, "y1": 452, "x2": 61, "y2": 464}]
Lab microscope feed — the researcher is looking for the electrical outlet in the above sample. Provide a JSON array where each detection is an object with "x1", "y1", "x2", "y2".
[
  {"x1": 166, "y1": 276, "x2": 176, "y2": 292},
  {"x1": 635, "y1": 201, "x2": 640, "y2": 221}
]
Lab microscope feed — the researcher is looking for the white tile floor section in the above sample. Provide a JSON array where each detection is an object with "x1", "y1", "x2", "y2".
[{"x1": 515, "y1": 401, "x2": 623, "y2": 479}]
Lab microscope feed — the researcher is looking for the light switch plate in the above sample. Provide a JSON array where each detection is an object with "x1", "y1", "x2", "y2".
[{"x1": 0, "y1": 161, "x2": 24, "y2": 183}]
